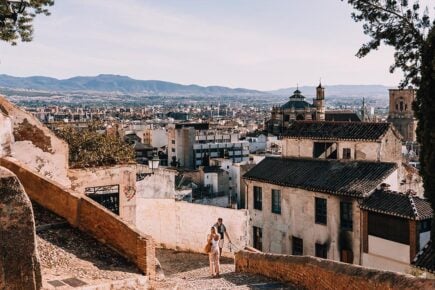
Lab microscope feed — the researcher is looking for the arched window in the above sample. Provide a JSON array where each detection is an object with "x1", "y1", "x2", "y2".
[{"x1": 296, "y1": 114, "x2": 305, "y2": 120}]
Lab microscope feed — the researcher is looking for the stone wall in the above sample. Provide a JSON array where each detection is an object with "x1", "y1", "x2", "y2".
[
  {"x1": 0, "y1": 166, "x2": 41, "y2": 290},
  {"x1": 235, "y1": 250, "x2": 435, "y2": 290},
  {"x1": 0, "y1": 157, "x2": 156, "y2": 279}
]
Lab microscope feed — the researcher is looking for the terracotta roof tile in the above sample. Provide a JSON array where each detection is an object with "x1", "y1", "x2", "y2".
[
  {"x1": 243, "y1": 157, "x2": 397, "y2": 197},
  {"x1": 360, "y1": 189, "x2": 433, "y2": 220},
  {"x1": 284, "y1": 121, "x2": 396, "y2": 141}
]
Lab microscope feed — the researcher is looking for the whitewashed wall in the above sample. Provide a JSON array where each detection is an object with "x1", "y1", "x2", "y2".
[{"x1": 135, "y1": 168, "x2": 249, "y2": 256}]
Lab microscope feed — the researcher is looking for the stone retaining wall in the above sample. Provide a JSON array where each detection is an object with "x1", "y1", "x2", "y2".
[{"x1": 235, "y1": 250, "x2": 434, "y2": 290}]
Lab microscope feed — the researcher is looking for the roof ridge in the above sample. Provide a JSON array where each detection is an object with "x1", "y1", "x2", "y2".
[{"x1": 408, "y1": 194, "x2": 419, "y2": 219}]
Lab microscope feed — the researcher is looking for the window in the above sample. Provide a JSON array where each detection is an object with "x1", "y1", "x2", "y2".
[
  {"x1": 171, "y1": 148, "x2": 175, "y2": 153},
  {"x1": 253, "y1": 226, "x2": 262, "y2": 251},
  {"x1": 342, "y1": 148, "x2": 351, "y2": 160},
  {"x1": 253, "y1": 186, "x2": 262, "y2": 210},
  {"x1": 292, "y1": 236, "x2": 303, "y2": 255},
  {"x1": 315, "y1": 197, "x2": 327, "y2": 225},
  {"x1": 171, "y1": 140, "x2": 175, "y2": 144},
  {"x1": 271, "y1": 189, "x2": 281, "y2": 214},
  {"x1": 315, "y1": 243, "x2": 327, "y2": 259},
  {"x1": 85, "y1": 185, "x2": 120, "y2": 215},
  {"x1": 313, "y1": 142, "x2": 337, "y2": 159},
  {"x1": 340, "y1": 201, "x2": 353, "y2": 231}
]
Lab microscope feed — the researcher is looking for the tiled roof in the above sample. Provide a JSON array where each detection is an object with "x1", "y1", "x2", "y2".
[
  {"x1": 360, "y1": 189, "x2": 433, "y2": 220},
  {"x1": 325, "y1": 112, "x2": 361, "y2": 122},
  {"x1": 412, "y1": 241, "x2": 435, "y2": 273},
  {"x1": 284, "y1": 121, "x2": 396, "y2": 141},
  {"x1": 243, "y1": 157, "x2": 397, "y2": 197},
  {"x1": 281, "y1": 100, "x2": 314, "y2": 110}
]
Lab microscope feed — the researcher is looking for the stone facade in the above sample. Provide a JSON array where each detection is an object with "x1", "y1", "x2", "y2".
[
  {"x1": 268, "y1": 85, "x2": 325, "y2": 134},
  {"x1": 282, "y1": 125, "x2": 402, "y2": 164},
  {"x1": 244, "y1": 166, "x2": 399, "y2": 265},
  {"x1": 0, "y1": 166, "x2": 41, "y2": 290},
  {"x1": 387, "y1": 88, "x2": 417, "y2": 142}
]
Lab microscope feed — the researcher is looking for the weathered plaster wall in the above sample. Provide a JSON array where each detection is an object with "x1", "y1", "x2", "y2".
[
  {"x1": 136, "y1": 199, "x2": 249, "y2": 256},
  {"x1": 283, "y1": 131, "x2": 402, "y2": 164},
  {"x1": 136, "y1": 168, "x2": 178, "y2": 199},
  {"x1": 380, "y1": 128, "x2": 403, "y2": 163},
  {"x1": 0, "y1": 97, "x2": 70, "y2": 186},
  {"x1": 235, "y1": 250, "x2": 435, "y2": 290},
  {"x1": 0, "y1": 112, "x2": 12, "y2": 157},
  {"x1": 136, "y1": 169, "x2": 249, "y2": 256},
  {"x1": 246, "y1": 180, "x2": 362, "y2": 264},
  {"x1": 68, "y1": 165, "x2": 137, "y2": 224},
  {"x1": 0, "y1": 166, "x2": 41, "y2": 290}
]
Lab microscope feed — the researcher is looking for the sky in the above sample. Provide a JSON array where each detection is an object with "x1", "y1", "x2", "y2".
[{"x1": 0, "y1": 0, "x2": 433, "y2": 90}]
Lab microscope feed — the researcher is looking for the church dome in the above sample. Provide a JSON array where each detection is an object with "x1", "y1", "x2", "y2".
[{"x1": 281, "y1": 89, "x2": 313, "y2": 110}]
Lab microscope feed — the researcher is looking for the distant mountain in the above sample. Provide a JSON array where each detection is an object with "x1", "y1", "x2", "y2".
[
  {"x1": 0, "y1": 74, "x2": 392, "y2": 98},
  {"x1": 0, "y1": 74, "x2": 265, "y2": 96},
  {"x1": 269, "y1": 85, "x2": 391, "y2": 98}
]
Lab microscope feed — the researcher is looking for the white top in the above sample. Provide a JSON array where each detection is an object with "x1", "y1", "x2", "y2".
[{"x1": 209, "y1": 234, "x2": 220, "y2": 251}]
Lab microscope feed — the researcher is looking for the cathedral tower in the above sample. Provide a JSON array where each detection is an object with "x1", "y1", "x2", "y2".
[{"x1": 314, "y1": 82, "x2": 325, "y2": 120}]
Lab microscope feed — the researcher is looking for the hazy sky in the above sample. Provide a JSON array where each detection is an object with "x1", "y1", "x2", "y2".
[{"x1": 0, "y1": 0, "x2": 433, "y2": 90}]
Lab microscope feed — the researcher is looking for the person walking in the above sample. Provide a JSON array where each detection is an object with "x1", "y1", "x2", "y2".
[
  {"x1": 206, "y1": 226, "x2": 220, "y2": 278},
  {"x1": 213, "y1": 217, "x2": 231, "y2": 257}
]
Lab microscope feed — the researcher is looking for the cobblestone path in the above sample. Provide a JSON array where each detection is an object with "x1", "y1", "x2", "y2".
[{"x1": 152, "y1": 249, "x2": 299, "y2": 290}]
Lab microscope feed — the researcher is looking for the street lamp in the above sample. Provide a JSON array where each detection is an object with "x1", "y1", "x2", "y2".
[
  {"x1": 0, "y1": 0, "x2": 29, "y2": 24},
  {"x1": 136, "y1": 153, "x2": 160, "y2": 181},
  {"x1": 149, "y1": 153, "x2": 160, "y2": 172}
]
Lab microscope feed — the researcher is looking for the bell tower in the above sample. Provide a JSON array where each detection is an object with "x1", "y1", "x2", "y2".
[
  {"x1": 314, "y1": 82, "x2": 325, "y2": 120},
  {"x1": 387, "y1": 88, "x2": 417, "y2": 141}
]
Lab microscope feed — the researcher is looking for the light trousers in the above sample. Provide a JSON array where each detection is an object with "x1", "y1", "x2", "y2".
[{"x1": 209, "y1": 249, "x2": 220, "y2": 275}]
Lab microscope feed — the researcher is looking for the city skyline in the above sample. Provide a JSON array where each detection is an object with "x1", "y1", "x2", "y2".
[{"x1": 0, "y1": 0, "x2": 433, "y2": 90}]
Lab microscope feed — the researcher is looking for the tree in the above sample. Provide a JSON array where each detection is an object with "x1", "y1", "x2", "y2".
[
  {"x1": 0, "y1": 0, "x2": 54, "y2": 45},
  {"x1": 54, "y1": 123, "x2": 135, "y2": 168},
  {"x1": 343, "y1": 0, "x2": 435, "y2": 248}
]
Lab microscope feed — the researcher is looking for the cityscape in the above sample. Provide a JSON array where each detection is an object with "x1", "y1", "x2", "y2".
[{"x1": 0, "y1": 1, "x2": 434, "y2": 290}]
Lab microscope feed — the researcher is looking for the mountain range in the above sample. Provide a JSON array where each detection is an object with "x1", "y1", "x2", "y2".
[{"x1": 0, "y1": 74, "x2": 392, "y2": 98}]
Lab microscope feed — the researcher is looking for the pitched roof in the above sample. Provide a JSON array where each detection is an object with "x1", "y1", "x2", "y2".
[
  {"x1": 284, "y1": 121, "x2": 396, "y2": 141},
  {"x1": 360, "y1": 189, "x2": 433, "y2": 220},
  {"x1": 325, "y1": 111, "x2": 361, "y2": 122},
  {"x1": 412, "y1": 241, "x2": 435, "y2": 273},
  {"x1": 243, "y1": 157, "x2": 397, "y2": 197}
]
